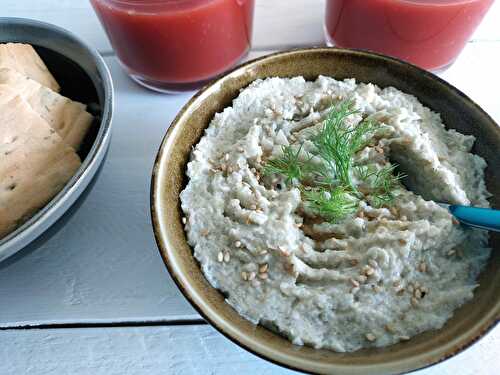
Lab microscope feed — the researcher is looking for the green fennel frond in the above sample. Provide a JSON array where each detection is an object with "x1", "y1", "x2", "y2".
[
  {"x1": 302, "y1": 187, "x2": 358, "y2": 223},
  {"x1": 369, "y1": 164, "x2": 406, "y2": 208},
  {"x1": 312, "y1": 100, "x2": 374, "y2": 188},
  {"x1": 262, "y1": 99, "x2": 400, "y2": 223},
  {"x1": 263, "y1": 144, "x2": 309, "y2": 185}
]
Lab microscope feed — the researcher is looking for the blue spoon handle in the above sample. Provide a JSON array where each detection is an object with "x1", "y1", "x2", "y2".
[{"x1": 449, "y1": 205, "x2": 500, "y2": 232}]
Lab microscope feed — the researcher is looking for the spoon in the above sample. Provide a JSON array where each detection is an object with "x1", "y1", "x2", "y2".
[{"x1": 439, "y1": 204, "x2": 500, "y2": 232}]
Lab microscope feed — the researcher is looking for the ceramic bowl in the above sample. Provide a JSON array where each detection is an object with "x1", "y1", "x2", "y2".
[
  {"x1": 151, "y1": 48, "x2": 499, "y2": 375},
  {"x1": 0, "y1": 18, "x2": 113, "y2": 261}
]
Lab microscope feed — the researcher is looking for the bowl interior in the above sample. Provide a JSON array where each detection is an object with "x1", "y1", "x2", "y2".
[{"x1": 152, "y1": 48, "x2": 500, "y2": 374}]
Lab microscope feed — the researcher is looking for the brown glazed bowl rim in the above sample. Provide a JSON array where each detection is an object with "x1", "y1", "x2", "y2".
[{"x1": 151, "y1": 47, "x2": 500, "y2": 375}]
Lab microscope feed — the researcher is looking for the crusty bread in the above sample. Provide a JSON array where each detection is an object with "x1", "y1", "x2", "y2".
[
  {"x1": 0, "y1": 68, "x2": 93, "y2": 150},
  {"x1": 0, "y1": 43, "x2": 60, "y2": 92},
  {"x1": 0, "y1": 95, "x2": 81, "y2": 239}
]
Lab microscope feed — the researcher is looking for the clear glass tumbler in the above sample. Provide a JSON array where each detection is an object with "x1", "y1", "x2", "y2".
[
  {"x1": 324, "y1": 0, "x2": 493, "y2": 71},
  {"x1": 91, "y1": 0, "x2": 255, "y2": 93}
]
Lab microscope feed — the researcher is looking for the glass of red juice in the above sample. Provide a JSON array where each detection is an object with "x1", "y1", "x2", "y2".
[
  {"x1": 90, "y1": 0, "x2": 255, "y2": 93},
  {"x1": 324, "y1": 0, "x2": 493, "y2": 71}
]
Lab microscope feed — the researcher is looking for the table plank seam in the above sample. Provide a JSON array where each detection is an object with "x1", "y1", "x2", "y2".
[{"x1": 0, "y1": 319, "x2": 207, "y2": 331}]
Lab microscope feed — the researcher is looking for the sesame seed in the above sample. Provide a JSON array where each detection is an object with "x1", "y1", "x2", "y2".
[
  {"x1": 295, "y1": 222, "x2": 303, "y2": 228},
  {"x1": 259, "y1": 250, "x2": 268, "y2": 256},
  {"x1": 224, "y1": 153, "x2": 229, "y2": 161},
  {"x1": 182, "y1": 217, "x2": 187, "y2": 224},
  {"x1": 241, "y1": 271, "x2": 248, "y2": 281},
  {"x1": 223, "y1": 252, "x2": 230, "y2": 263},
  {"x1": 396, "y1": 288, "x2": 405, "y2": 296},
  {"x1": 234, "y1": 241, "x2": 242, "y2": 248},
  {"x1": 237, "y1": 147, "x2": 244, "y2": 152},
  {"x1": 414, "y1": 289, "x2": 422, "y2": 299},
  {"x1": 349, "y1": 278, "x2": 360, "y2": 287},
  {"x1": 200, "y1": 229, "x2": 209, "y2": 236},
  {"x1": 390, "y1": 207, "x2": 398, "y2": 216},
  {"x1": 447, "y1": 249, "x2": 456, "y2": 256},
  {"x1": 258, "y1": 272, "x2": 268, "y2": 280},
  {"x1": 419, "y1": 262, "x2": 427, "y2": 273},
  {"x1": 368, "y1": 259, "x2": 378, "y2": 268},
  {"x1": 357, "y1": 275, "x2": 367, "y2": 284},
  {"x1": 364, "y1": 266, "x2": 375, "y2": 276},
  {"x1": 400, "y1": 335, "x2": 410, "y2": 341},
  {"x1": 357, "y1": 210, "x2": 365, "y2": 219},
  {"x1": 393, "y1": 280, "x2": 401, "y2": 288},
  {"x1": 398, "y1": 239, "x2": 407, "y2": 245},
  {"x1": 372, "y1": 285, "x2": 382, "y2": 293},
  {"x1": 350, "y1": 259, "x2": 359, "y2": 266},
  {"x1": 400, "y1": 215, "x2": 408, "y2": 221},
  {"x1": 259, "y1": 264, "x2": 269, "y2": 273},
  {"x1": 375, "y1": 146, "x2": 384, "y2": 154},
  {"x1": 385, "y1": 324, "x2": 396, "y2": 333},
  {"x1": 249, "y1": 204, "x2": 257, "y2": 210},
  {"x1": 227, "y1": 166, "x2": 233, "y2": 174},
  {"x1": 217, "y1": 252, "x2": 224, "y2": 263},
  {"x1": 365, "y1": 333, "x2": 376, "y2": 342},
  {"x1": 248, "y1": 272, "x2": 256, "y2": 281},
  {"x1": 411, "y1": 297, "x2": 419, "y2": 307},
  {"x1": 279, "y1": 247, "x2": 290, "y2": 257}
]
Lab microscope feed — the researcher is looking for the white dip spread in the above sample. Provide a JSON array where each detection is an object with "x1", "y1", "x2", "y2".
[{"x1": 180, "y1": 76, "x2": 491, "y2": 352}]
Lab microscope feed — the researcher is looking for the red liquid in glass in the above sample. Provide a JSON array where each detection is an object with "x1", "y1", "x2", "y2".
[
  {"x1": 91, "y1": 0, "x2": 254, "y2": 90},
  {"x1": 325, "y1": 0, "x2": 493, "y2": 70}
]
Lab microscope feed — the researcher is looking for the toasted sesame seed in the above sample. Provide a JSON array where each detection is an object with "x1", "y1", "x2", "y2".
[
  {"x1": 411, "y1": 297, "x2": 419, "y2": 307},
  {"x1": 419, "y1": 262, "x2": 427, "y2": 273},
  {"x1": 385, "y1": 324, "x2": 396, "y2": 333},
  {"x1": 364, "y1": 267, "x2": 375, "y2": 276},
  {"x1": 223, "y1": 251, "x2": 230, "y2": 263},
  {"x1": 365, "y1": 333, "x2": 376, "y2": 342},
  {"x1": 258, "y1": 272, "x2": 268, "y2": 280},
  {"x1": 200, "y1": 229, "x2": 210, "y2": 236},
  {"x1": 368, "y1": 259, "x2": 378, "y2": 268},
  {"x1": 217, "y1": 252, "x2": 224, "y2": 263},
  {"x1": 349, "y1": 278, "x2": 360, "y2": 287},
  {"x1": 248, "y1": 272, "x2": 256, "y2": 281},
  {"x1": 279, "y1": 247, "x2": 290, "y2": 257},
  {"x1": 350, "y1": 259, "x2": 359, "y2": 266},
  {"x1": 235, "y1": 241, "x2": 242, "y2": 248},
  {"x1": 241, "y1": 271, "x2": 248, "y2": 281},
  {"x1": 357, "y1": 275, "x2": 367, "y2": 284},
  {"x1": 400, "y1": 335, "x2": 411, "y2": 341},
  {"x1": 182, "y1": 217, "x2": 187, "y2": 224},
  {"x1": 398, "y1": 239, "x2": 407, "y2": 245}
]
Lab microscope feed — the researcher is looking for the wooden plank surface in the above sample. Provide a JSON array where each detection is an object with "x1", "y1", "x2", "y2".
[
  {"x1": 3, "y1": 0, "x2": 500, "y2": 54},
  {"x1": 1, "y1": 324, "x2": 498, "y2": 375},
  {"x1": 0, "y1": 42, "x2": 499, "y2": 327}
]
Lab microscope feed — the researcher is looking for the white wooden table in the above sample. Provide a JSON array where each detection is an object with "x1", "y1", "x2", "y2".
[{"x1": 1, "y1": 1, "x2": 499, "y2": 374}]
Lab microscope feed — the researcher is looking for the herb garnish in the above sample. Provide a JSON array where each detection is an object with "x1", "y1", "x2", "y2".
[{"x1": 264, "y1": 99, "x2": 404, "y2": 222}]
